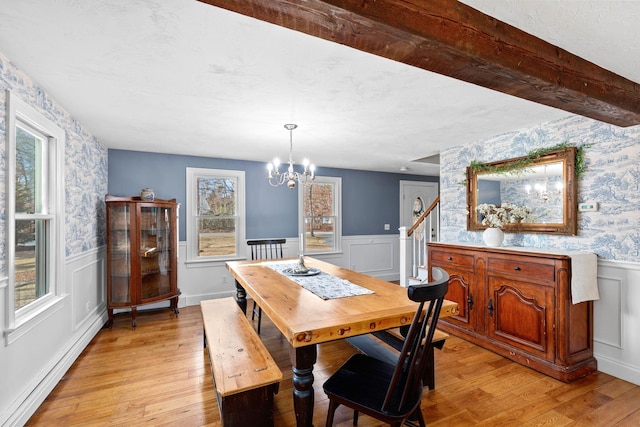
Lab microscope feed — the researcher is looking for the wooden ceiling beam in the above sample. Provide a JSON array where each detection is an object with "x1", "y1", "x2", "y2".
[{"x1": 198, "y1": 0, "x2": 640, "y2": 127}]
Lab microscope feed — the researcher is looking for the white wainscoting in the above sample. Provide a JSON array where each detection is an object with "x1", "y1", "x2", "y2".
[
  {"x1": 177, "y1": 234, "x2": 400, "y2": 307},
  {"x1": 2, "y1": 247, "x2": 107, "y2": 427},
  {"x1": 593, "y1": 259, "x2": 640, "y2": 386}
]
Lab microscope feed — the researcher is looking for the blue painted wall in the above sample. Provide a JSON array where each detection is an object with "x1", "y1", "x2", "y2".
[{"x1": 108, "y1": 149, "x2": 438, "y2": 240}]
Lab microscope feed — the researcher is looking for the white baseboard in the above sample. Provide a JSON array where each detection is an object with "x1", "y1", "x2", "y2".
[
  {"x1": 593, "y1": 351, "x2": 640, "y2": 386},
  {"x1": 4, "y1": 311, "x2": 107, "y2": 427}
]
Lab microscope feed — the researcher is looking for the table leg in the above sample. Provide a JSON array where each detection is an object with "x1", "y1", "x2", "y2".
[
  {"x1": 234, "y1": 280, "x2": 247, "y2": 315},
  {"x1": 290, "y1": 345, "x2": 317, "y2": 427}
]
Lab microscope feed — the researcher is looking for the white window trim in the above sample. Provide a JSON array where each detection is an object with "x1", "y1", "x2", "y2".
[
  {"x1": 185, "y1": 167, "x2": 245, "y2": 264},
  {"x1": 298, "y1": 176, "x2": 342, "y2": 254},
  {"x1": 4, "y1": 90, "x2": 66, "y2": 345}
]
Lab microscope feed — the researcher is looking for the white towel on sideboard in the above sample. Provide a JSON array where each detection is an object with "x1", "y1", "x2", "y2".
[{"x1": 570, "y1": 252, "x2": 599, "y2": 304}]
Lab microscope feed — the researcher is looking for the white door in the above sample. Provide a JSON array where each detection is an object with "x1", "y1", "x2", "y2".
[{"x1": 400, "y1": 181, "x2": 439, "y2": 276}]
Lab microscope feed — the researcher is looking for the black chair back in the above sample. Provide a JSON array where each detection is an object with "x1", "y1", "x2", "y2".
[
  {"x1": 382, "y1": 267, "x2": 449, "y2": 413},
  {"x1": 247, "y1": 239, "x2": 285, "y2": 260},
  {"x1": 246, "y1": 239, "x2": 286, "y2": 334}
]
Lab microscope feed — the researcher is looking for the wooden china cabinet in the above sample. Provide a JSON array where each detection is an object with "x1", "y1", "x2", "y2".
[
  {"x1": 106, "y1": 195, "x2": 180, "y2": 328},
  {"x1": 428, "y1": 242, "x2": 596, "y2": 382}
]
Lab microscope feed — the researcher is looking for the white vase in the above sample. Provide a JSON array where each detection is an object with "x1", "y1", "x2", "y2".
[{"x1": 483, "y1": 227, "x2": 504, "y2": 247}]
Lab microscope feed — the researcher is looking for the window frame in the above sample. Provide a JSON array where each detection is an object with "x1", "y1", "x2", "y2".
[
  {"x1": 4, "y1": 90, "x2": 65, "y2": 344},
  {"x1": 298, "y1": 176, "x2": 342, "y2": 254},
  {"x1": 185, "y1": 167, "x2": 246, "y2": 264}
]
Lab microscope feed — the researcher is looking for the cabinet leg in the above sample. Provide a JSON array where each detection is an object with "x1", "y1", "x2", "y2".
[
  {"x1": 171, "y1": 296, "x2": 180, "y2": 317},
  {"x1": 107, "y1": 309, "x2": 114, "y2": 328},
  {"x1": 131, "y1": 307, "x2": 137, "y2": 329}
]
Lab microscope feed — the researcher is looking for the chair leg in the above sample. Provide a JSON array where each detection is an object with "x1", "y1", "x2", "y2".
[
  {"x1": 403, "y1": 408, "x2": 426, "y2": 427},
  {"x1": 326, "y1": 400, "x2": 339, "y2": 427},
  {"x1": 353, "y1": 410, "x2": 358, "y2": 425},
  {"x1": 416, "y1": 408, "x2": 426, "y2": 427},
  {"x1": 251, "y1": 301, "x2": 262, "y2": 334},
  {"x1": 423, "y1": 345, "x2": 435, "y2": 389},
  {"x1": 257, "y1": 307, "x2": 262, "y2": 334}
]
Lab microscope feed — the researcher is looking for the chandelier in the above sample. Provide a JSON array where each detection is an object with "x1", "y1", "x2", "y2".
[
  {"x1": 267, "y1": 124, "x2": 315, "y2": 189},
  {"x1": 525, "y1": 182, "x2": 563, "y2": 202}
]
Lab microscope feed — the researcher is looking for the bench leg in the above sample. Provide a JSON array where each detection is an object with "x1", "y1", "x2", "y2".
[
  {"x1": 219, "y1": 385, "x2": 278, "y2": 427},
  {"x1": 290, "y1": 345, "x2": 317, "y2": 427}
]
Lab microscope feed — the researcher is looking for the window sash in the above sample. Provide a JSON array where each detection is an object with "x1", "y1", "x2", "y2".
[
  {"x1": 299, "y1": 177, "x2": 342, "y2": 254},
  {"x1": 15, "y1": 123, "x2": 48, "y2": 215},
  {"x1": 14, "y1": 218, "x2": 50, "y2": 311},
  {"x1": 186, "y1": 168, "x2": 245, "y2": 263},
  {"x1": 13, "y1": 122, "x2": 51, "y2": 312},
  {"x1": 4, "y1": 90, "x2": 65, "y2": 338},
  {"x1": 196, "y1": 215, "x2": 238, "y2": 257}
]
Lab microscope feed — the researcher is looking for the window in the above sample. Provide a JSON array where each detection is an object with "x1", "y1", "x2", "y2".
[
  {"x1": 186, "y1": 168, "x2": 245, "y2": 262},
  {"x1": 5, "y1": 90, "x2": 65, "y2": 338},
  {"x1": 299, "y1": 176, "x2": 342, "y2": 253}
]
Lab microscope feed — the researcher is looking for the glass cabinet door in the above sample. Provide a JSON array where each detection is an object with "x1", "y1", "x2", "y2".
[
  {"x1": 108, "y1": 204, "x2": 132, "y2": 304},
  {"x1": 139, "y1": 205, "x2": 174, "y2": 301}
]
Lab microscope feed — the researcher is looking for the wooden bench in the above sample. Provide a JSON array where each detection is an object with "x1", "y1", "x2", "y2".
[
  {"x1": 201, "y1": 297, "x2": 283, "y2": 427},
  {"x1": 347, "y1": 327, "x2": 449, "y2": 390}
]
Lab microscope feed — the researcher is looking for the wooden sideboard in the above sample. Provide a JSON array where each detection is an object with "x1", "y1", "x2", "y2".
[{"x1": 428, "y1": 242, "x2": 596, "y2": 382}]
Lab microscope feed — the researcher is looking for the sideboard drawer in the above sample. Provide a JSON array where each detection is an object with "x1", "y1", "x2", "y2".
[
  {"x1": 430, "y1": 249, "x2": 474, "y2": 269},
  {"x1": 487, "y1": 256, "x2": 556, "y2": 282}
]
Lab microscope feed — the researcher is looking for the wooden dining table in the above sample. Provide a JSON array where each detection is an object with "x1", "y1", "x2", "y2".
[{"x1": 226, "y1": 256, "x2": 458, "y2": 427}]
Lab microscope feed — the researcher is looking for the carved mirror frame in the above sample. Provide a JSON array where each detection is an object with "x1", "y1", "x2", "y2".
[{"x1": 467, "y1": 147, "x2": 578, "y2": 235}]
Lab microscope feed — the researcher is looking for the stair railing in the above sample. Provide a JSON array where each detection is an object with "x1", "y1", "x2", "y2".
[{"x1": 399, "y1": 195, "x2": 440, "y2": 287}]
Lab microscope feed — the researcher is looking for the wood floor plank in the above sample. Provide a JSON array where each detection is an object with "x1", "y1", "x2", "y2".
[{"x1": 25, "y1": 304, "x2": 640, "y2": 427}]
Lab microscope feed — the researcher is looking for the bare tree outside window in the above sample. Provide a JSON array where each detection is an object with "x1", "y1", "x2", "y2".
[
  {"x1": 14, "y1": 126, "x2": 47, "y2": 310},
  {"x1": 303, "y1": 182, "x2": 336, "y2": 251}
]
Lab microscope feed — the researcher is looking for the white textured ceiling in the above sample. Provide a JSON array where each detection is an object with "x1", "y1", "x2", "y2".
[{"x1": 1, "y1": 1, "x2": 638, "y2": 176}]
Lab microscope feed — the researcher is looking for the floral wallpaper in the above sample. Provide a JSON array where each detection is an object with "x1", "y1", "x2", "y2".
[
  {"x1": 440, "y1": 115, "x2": 640, "y2": 262},
  {"x1": 0, "y1": 51, "x2": 108, "y2": 271}
]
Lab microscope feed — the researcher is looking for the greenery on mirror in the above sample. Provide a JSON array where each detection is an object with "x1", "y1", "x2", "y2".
[{"x1": 469, "y1": 142, "x2": 588, "y2": 178}]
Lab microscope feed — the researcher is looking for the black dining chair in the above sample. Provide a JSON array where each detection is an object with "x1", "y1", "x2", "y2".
[
  {"x1": 246, "y1": 239, "x2": 286, "y2": 334},
  {"x1": 323, "y1": 267, "x2": 449, "y2": 427}
]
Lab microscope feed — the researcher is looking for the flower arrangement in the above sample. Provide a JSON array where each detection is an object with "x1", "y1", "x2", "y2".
[{"x1": 475, "y1": 202, "x2": 532, "y2": 228}]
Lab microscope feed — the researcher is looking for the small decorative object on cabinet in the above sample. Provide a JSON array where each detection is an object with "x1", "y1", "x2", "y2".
[
  {"x1": 106, "y1": 195, "x2": 180, "y2": 328},
  {"x1": 482, "y1": 227, "x2": 504, "y2": 247},
  {"x1": 140, "y1": 188, "x2": 156, "y2": 201},
  {"x1": 428, "y1": 242, "x2": 597, "y2": 382}
]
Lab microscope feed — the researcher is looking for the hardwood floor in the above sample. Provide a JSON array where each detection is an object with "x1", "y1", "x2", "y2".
[{"x1": 26, "y1": 305, "x2": 640, "y2": 426}]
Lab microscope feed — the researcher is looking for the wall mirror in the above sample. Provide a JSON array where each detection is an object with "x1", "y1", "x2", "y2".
[{"x1": 467, "y1": 147, "x2": 578, "y2": 235}]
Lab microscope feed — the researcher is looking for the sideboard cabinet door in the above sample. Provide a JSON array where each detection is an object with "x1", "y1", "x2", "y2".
[
  {"x1": 429, "y1": 247, "x2": 478, "y2": 333},
  {"x1": 487, "y1": 278, "x2": 554, "y2": 361}
]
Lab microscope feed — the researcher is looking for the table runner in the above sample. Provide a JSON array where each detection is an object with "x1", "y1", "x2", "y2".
[{"x1": 265, "y1": 261, "x2": 374, "y2": 300}]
